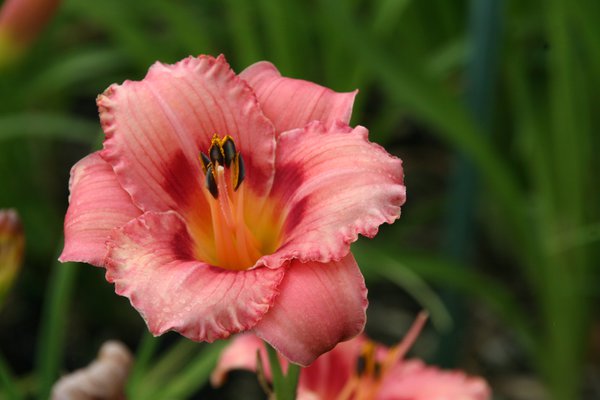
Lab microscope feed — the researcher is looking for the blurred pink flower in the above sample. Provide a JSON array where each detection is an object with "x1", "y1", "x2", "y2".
[
  {"x1": 213, "y1": 314, "x2": 491, "y2": 400},
  {"x1": 60, "y1": 55, "x2": 405, "y2": 365}
]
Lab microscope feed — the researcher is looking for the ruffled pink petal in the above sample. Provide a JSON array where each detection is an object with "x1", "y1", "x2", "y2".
[
  {"x1": 59, "y1": 152, "x2": 141, "y2": 267},
  {"x1": 105, "y1": 211, "x2": 285, "y2": 342},
  {"x1": 240, "y1": 61, "x2": 357, "y2": 134},
  {"x1": 378, "y1": 360, "x2": 492, "y2": 400},
  {"x1": 99, "y1": 55, "x2": 276, "y2": 216},
  {"x1": 260, "y1": 121, "x2": 405, "y2": 268},
  {"x1": 253, "y1": 254, "x2": 367, "y2": 366}
]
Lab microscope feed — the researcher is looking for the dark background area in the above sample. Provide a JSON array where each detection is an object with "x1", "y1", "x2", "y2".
[{"x1": 0, "y1": 0, "x2": 599, "y2": 399}]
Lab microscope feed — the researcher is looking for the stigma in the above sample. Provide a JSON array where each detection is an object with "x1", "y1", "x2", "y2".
[{"x1": 200, "y1": 134, "x2": 245, "y2": 199}]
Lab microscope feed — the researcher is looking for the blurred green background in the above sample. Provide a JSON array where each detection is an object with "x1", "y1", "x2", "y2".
[{"x1": 0, "y1": 0, "x2": 598, "y2": 399}]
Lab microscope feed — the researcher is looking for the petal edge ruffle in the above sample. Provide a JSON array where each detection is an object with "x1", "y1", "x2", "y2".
[
  {"x1": 99, "y1": 55, "x2": 276, "y2": 218},
  {"x1": 105, "y1": 211, "x2": 285, "y2": 342},
  {"x1": 259, "y1": 121, "x2": 405, "y2": 268},
  {"x1": 241, "y1": 61, "x2": 357, "y2": 134},
  {"x1": 60, "y1": 152, "x2": 141, "y2": 266}
]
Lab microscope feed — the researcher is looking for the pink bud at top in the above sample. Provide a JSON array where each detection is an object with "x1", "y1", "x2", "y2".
[{"x1": 0, "y1": 0, "x2": 60, "y2": 65}]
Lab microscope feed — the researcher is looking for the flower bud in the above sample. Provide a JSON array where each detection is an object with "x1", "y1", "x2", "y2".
[
  {"x1": 0, "y1": 209, "x2": 24, "y2": 306},
  {"x1": 0, "y1": 0, "x2": 61, "y2": 67}
]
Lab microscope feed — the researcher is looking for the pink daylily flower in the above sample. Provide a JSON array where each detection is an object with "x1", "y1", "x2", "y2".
[
  {"x1": 60, "y1": 55, "x2": 405, "y2": 365},
  {"x1": 212, "y1": 314, "x2": 492, "y2": 400}
]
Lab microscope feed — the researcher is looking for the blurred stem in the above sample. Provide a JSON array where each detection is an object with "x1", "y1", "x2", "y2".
[
  {"x1": 266, "y1": 343, "x2": 300, "y2": 400},
  {"x1": 325, "y1": 0, "x2": 535, "y2": 272},
  {"x1": 541, "y1": 0, "x2": 591, "y2": 398},
  {"x1": 0, "y1": 351, "x2": 22, "y2": 400},
  {"x1": 151, "y1": 342, "x2": 227, "y2": 400},
  {"x1": 256, "y1": 0, "x2": 294, "y2": 75},
  {"x1": 35, "y1": 261, "x2": 78, "y2": 400},
  {"x1": 126, "y1": 331, "x2": 161, "y2": 397},
  {"x1": 224, "y1": 0, "x2": 262, "y2": 68},
  {"x1": 437, "y1": 0, "x2": 502, "y2": 366},
  {"x1": 134, "y1": 339, "x2": 198, "y2": 398}
]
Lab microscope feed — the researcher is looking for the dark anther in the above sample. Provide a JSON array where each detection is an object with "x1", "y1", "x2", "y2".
[
  {"x1": 222, "y1": 136, "x2": 236, "y2": 167},
  {"x1": 209, "y1": 142, "x2": 224, "y2": 166},
  {"x1": 199, "y1": 152, "x2": 211, "y2": 174},
  {"x1": 374, "y1": 361, "x2": 382, "y2": 379},
  {"x1": 205, "y1": 165, "x2": 218, "y2": 199},
  {"x1": 233, "y1": 153, "x2": 245, "y2": 191},
  {"x1": 356, "y1": 354, "x2": 367, "y2": 376}
]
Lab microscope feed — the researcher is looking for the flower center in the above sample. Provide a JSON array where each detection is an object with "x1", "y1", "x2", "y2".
[
  {"x1": 336, "y1": 313, "x2": 429, "y2": 400},
  {"x1": 192, "y1": 134, "x2": 281, "y2": 271},
  {"x1": 337, "y1": 342, "x2": 382, "y2": 400}
]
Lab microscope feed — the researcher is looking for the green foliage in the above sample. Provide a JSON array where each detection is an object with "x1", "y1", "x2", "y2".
[{"x1": 0, "y1": 0, "x2": 597, "y2": 399}]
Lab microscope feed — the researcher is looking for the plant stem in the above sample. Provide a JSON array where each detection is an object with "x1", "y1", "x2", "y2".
[
  {"x1": 35, "y1": 261, "x2": 78, "y2": 400},
  {"x1": 265, "y1": 342, "x2": 300, "y2": 400},
  {"x1": 0, "y1": 351, "x2": 23, "y2": 400}
]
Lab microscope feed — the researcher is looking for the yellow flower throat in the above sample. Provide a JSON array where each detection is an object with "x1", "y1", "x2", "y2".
[{"x1": 192, "y1": 134, "x2": 281, "y2": 271}]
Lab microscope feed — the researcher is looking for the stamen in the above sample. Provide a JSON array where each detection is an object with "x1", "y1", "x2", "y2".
[
  {"x1": 356, "y1": 354, "x2": 367, "y2": 376},
  {"x1": 339, "y1": 341, "x2": 380, "y2": 400},
  {"x1": 373, "y1": 362, "x2": 382, "y2": 379},
  {"x1": 205, "y1": 164, "x2": 218, "y2": 199},
  {"x1": 357, "y1": 342, "x2": 376, "y2": 378},
  {"x1": 196, "y1": 133, "x2": 278, "y2": 271},
  {"x1": 199, "y1": 152, "x2": 211, "y2": 174},
  {"x1": 209, "y1": 134, "x2": 225, "y2": 165},
  {"x1": 232, "y1": 153, "x2": 245, "y2": 191},
  {"x1": 221, "y1": 135, "x2": 236, "y2": 167}
]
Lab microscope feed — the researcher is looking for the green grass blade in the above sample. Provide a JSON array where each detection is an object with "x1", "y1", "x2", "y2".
[
  {"x1": 0, "y1": 113, "x2": 98, "y2": 144},
  {"x1": 356, "y1": 243, "x2": 536, "y2": 354},
  {"x1": 35, "y1": 262, "x2": 78, "y2": 400},
  {"x1": 359, "y1": 250, "x2": 452, "y2": 332},
  {"x1": 152, "y1": 342, "x2": 227, "y2": 400},
  {"x1": 266, "y1": 343, "x2": 299, "y2": 400},
  {"x1": 256, "y1": 0, "x2": 295, "y2": 75},
  {"x1": 223, "y1": 0, "x2": 262, "y2": 68},
  {"x1": 326, "y1": 0, "x2": 535, "y2": 270},
  {"x1": 65, "y1": 0, "x2": 161, "y2": 68},
  {"x1": 144, "y1": 0, "x2": 215, "y2": 55},
  {"x1": 21, "y1": 49, "x2": 125, "y2": 98},
  {"x1": 134, "y1": 339, "x2": 198, "y2": 399},
  {"x1": 126, "y1": 331, "x2": 161, "y2": 397},
  {"x1": 0, "y1": 351, "x2": 23, "y2": 400},
  {"x1": 371, "y1": 0, "x2": 412, "y2": 37}
]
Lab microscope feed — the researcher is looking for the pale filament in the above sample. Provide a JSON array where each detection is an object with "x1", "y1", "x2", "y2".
[{"x1": 206, "y1": 165, "x2": 262, "y2": 270}]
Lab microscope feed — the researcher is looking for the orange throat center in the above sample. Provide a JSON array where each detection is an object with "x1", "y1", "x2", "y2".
[{"x1": 190, "y1": 134, "x2": 281, "y2": 271}]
